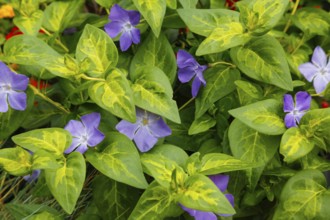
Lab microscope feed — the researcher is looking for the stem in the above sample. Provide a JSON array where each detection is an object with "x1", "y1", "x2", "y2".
[
  {"x1": 208, "y1": 61, "x2": 236, "y2": 68},
  {"x1": 291, "y1": 33, "x2": 306, "y2": 54},
  {"x1": 0, "y1": 178, "x2": 24, "y2": 203},
  {"x1": 283, "y1": 0, "x2": 300, "y2": 33},
  {"x1": 29, "y1": 85, "x2": 70, "y2": 114},
  {"x1": 40, "y1": 28, "x2": 69, "y2": 53},
  {"x1": 179, "y1": 97, "x2": 195, "y2": 111},
  {"x1": 80, "y1": 74, "x2": 105, "y2": 82}
]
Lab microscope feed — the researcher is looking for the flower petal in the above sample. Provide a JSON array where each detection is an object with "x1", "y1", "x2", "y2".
[
  {"x1": 208, "y1": 174, "x2": 229, "y2": 192},
  {"x1": 87, "y1": 128, "x2": 105, "y2": 147},
  {"x1": 313, "y1": 74, "x2": 330, "y2": 94},
  {"x1": 312, "y1": 46, "x2": 327, "y2": 68},
  {"x1": 178, "y1": 66, "x2": 195, "y2": 83},
  {"x1": 192, "y1": 76, "x2": 202, "y2": 97},
  {"x1": 64, "y1": 137, "x2": 81, "y2": 154},
  {"x1": 181, "y1": 205, "x2": 217, "y2": 220},
  {"x1": 298, "y1": 63, "x2": 318, "y2": 82},
  {"x1": 0, "y1": 93, "x2": 8, "y2": 112},
  {"x1": 283, "y1": 94, "x2": 294, "y2": 112},
  {"x1": 81, "y1": 112, "x2": 101, "y2": 134},
  {"x1": 10, "y1": 73, "x2": 29, "y2": 91},
  {"x1": 109, "y1": 4, "x2": 129, "y2": 22},
  {"x1": 284, "y1": 113, "x2": 297, "y2": 128},
  {"x1": 23, "y1": 170, "x2": 40, "y2": 183},
  {"x1": 130, "y1": 28, "x2": 140, "y2": 44},
  {"x1": 8, "y1": 91, "x2": 26, "y2": 111},
  {"x1": 196, "y1": 69, "x2": 206, "y2": 85},
  {"x1": 64, "y1": 120, "x2": 85, "y2": 137},
  {"x1": 75, "y1": 143, "x2": 89, "y2": 154},
  {"x1": 133, "y1": 126, "x2": 158, "y2": 152},
  {"x1": 119, "y1": 31, "x2": 132, "y2": 51},
  {"x1": 128, "y1": 10, "x2": 140, "y2": 26},
  {"x1": 116, "y1": 120, "x2": 140, "y2": 140},
  {"x1": 148, "y1": 118, "x2": 171, "y2": 138},
  {"x1": 0, "y1": 62, "x2": 13, "y2": 84},
  {"x1": 104, "y1": 21, "x2": 123, "y2": 38},
  {"x1": 294, "y1": 111, "x2": 305, "y2": 125},
  {"x1": 295, "y1": 91, "x2": 311, "y2": 111}
]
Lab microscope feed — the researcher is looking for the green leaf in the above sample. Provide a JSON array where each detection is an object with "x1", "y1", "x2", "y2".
[
  {"x1": 178, "y1": 174, "x2": 235, "y2": 214},
  {"x1": 166, "y1": 0, "x2": 177, "y2": 9},
  {"x1": 0, "y1": 88, "x2": 34, "y2": 140},
  {"x1": 5, "y1": 204, "x2": 62, "y2": 220},
  {"x1": 133, "y1": 0, "x2": 166, "y2": 37},
  {"x1": 195, "y1": 65, "x2": 240, "y2": 118},
  {"x1": 129, "y1": 181, "x2": 181, "y2": 220},
  {"x1": 76, "y1": 24, "x2": 118, "y2": 78},
  {"x1": 301, "y1": 150, "x2": 330, "y2": 172},
  {"x1": 237, "y1": 0, "x2": 289, "y2": 35},
  {"x1": 177, "y1": 8, "x2": 239, "y2": 37},
  {"x1": 230, "y1": 35, "x2": 293, "y2": 90},
  {"x1": 95, "y1": 0, "x2": 116, "y2": 8},
  {"x1": 32, "y1": 150, "x2": 63, "y2": 170},
  {"x1": 196, "y1": 21, "x2": 250, "y2": 55},
  {"x1": 0, "y1": 147, "x2": 32, "y2": 176},
  {"x1": 235, "y1": 80, "x2": 263, "y2": 105},
  {"x1": 146, "y1": 144, "x2": 189, "y2": 167},
  {"x1": 45, "y1": 152, "x2": 86, "y2": 214},
  {"x1": 188, "y1": 114, "x2": 216, "y2": 135},
  {"x1": 185, "y1": 152, "x2": 202, "y2": 176},
  {"x1": 273, "y1": 169, "x2": 330, "y2": 219},
  {"x1": 88, "y1": 69, "x2": 135, "y2": 122},
  {"x1": 12, "y1": 128, "x2": 72, "y2": 158},
  {"x1": 85, "y1": 132, "x2": 148, "y2": 189},
  {"x1": 13, "y1": 10, "x2": 44, "y2": 36},
  {"x1": 92, "y1": 175, "x2": 140, "y2": 220},
  {"x1": 42, "y1": 0, "x2": 84, "y2": 33},
  {"x1": 4, "y1": 35, "x2": 77, "y2": 78},
  {"x1": 130, "y1": 32, "x2": 177, "y2": 84},
  {"x1": 292, "y1": 8, "x2": 330, "y2": 36},
  {"x1": 27, "y1": 211, "x2": 62, "y2": 220},
  {"x1": 132, "y1": 67, "x2": 180, "y2": 123},
  {"x1": 229, "y1": 119, "x2": 280, "y2": 190},
  {"x1": 228, "y1": 99, "x2": 286, "y2": 135},
  {"x1": 280, "y1": 127, "x2": 315, "y2": 163},
  {"x1": 141, "y1": 154, "x2": 179, "y2": 188},
  {"x1": 199, "y1": 153, "x2": 254, "y2": 175},
  {"x1": 178, "y1": 0, "x2": 198, "y2": 8}
]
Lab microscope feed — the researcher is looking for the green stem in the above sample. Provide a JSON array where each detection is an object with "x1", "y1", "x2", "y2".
[
  {"x1": 80, "y1": 74, "x2": 105, "y2": 82},
  {"x1": 29, "y1": 85, "x2": 70, "y2": 114},
  {"x1": 208, "y1": 61, "x2": 236, "y2": 68},
  {"x1": 179, "y1": 97, "x2": 195, "y2": 111},
  {"x1": 283, "y1": 0, "x2": 300, "y2": 33},
  {"x1": 40, "y1": 28, "x2": 69, "y2": 53},
  {"x1": 291, "y1": 33, "x2": 306, "y2": 54}
]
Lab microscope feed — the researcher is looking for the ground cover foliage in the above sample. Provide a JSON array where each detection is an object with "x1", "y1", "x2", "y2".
[{"x1": 0, "y1": 0, "x2": 330, "y2": 219}]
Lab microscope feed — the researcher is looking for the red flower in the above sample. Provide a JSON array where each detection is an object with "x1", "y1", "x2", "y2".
[
  {"x1": 321, "y1": 101, "x2": 329, "y2": 108},
  {"x1": 6, "y1": 26, "x2": 45, "y2": 40},
  {"x1": 225, "y1": 0, "x2": 239, "y2": 10},
  {"x1": 29, "y1": 77, "x2": 50, "y2": 90}
]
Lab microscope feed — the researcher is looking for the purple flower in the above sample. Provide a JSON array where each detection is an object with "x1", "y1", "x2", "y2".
[
  {"x1": 116, "y1": 108, "x2": 171, "y2": 152},
  {"x1": 177, "y1": 49, "x2": 208, "y2": 97},
  {"x1": 0, "y1": 62, "x2": 29, "y2": 112},
  {"x1": 64, "y1": 112, "x2": 105, "y2": 154},
  {"x1": 104, "y1": 4, "x2": 140, "y2": 51},
  {"x1": 23, "y1": 170, "x2": 41, "y2": 183},
  {"x1": 298, "y1": 46, "x2": 330, "y2": 94},
  {"x1": 181, "y1": 174, "x2": 235, "y2": 220},
  {"x1": 283, "y1": 91, "x2": 311, "y2": 128}
]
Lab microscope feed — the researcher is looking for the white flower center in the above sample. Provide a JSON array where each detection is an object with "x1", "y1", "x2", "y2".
[
  {"x1": 320, "y1": 68, "x2": 327, "y2": 75},
  {"x1": 123, "y1": 22, "x2": 133, "y2": 32},
  {"x1": 1, "y1": 84, "x2": 11, "y2": 92}
]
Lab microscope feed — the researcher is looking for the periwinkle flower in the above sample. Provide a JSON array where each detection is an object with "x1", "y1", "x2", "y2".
[
  {"x1": 0, "y1": 62, "x2": 29, "y2": 113},
  {"x1": 298, "y1": 46, "x2": 330, "y2": 94},
  {"x1": 283, "y1": 91, "x2": 311, "y2": 128},
  {"x1": 104, "y1": 4, "x2": 140, "y2": 51},
  {"x1": 116, "y1": 108, "x2": 171, "y2": 152},
  {"x1": 64, "y1": 112, "x2": 105, "y2": 154},
  {"x1": 23, "y1": 170, "x2": 41, "y2": 183},
  {"x1": 181, "y1": 174, "x2": 235, "y2": 220},
  {"x1": 177, "y1": 49, "x2": 208, "y2": 97}
]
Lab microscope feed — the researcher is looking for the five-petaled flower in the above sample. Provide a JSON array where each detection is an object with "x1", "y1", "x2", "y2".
[
  {"x1": 181, "y1": 174, "x2": 235, "y2": 220},
  {"x1": 104, "y1": 4, "x2": 140, "y2": 51},
  {"x1": 64, "y1": 112, "x2": 105, "y2": 154},
  {"x1": 298, "y1": 46, "x2": 330, "y2": 94},
  {"x1": 116, "y1": 108, "x2": 171, "y2": 152},
  {"x1": 283, "y1": 91, "x2": 311, "y2": 128},
  {"x1": 0, "y1": 62, "x2": 29, "y2": 113},
  {"x1": 177, "y1": 49, "x2": 208, "y2": 97}
]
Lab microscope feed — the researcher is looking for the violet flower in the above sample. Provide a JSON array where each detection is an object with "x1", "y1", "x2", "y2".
[
  {"x1": 104, "y1": 4, "x2": 140, "y2": 51},
  {"x1": 181, "y1": 174, "x2": 234, "y2": 220},
  {"x1": 0, "y1": 61, "x2": 29, "y2": 112},
  {"x1": 177, "y1": 49, "x2": 208, "y2": 97},
  {"x1": 298, "y1": 46, "x2": 330, "y2": 94},
  {"x1": 23, "y1": 170, "x2": 41, "y2": 183},
  {"x1": 116, "y1": 108, "x2": 171, "y2": 152},
  {"x1": 283, "y1": 91, "x2": 311, "y2": 128},
  {"x1": 64, "y1": 112, "x2": 105, "y2": 154}
]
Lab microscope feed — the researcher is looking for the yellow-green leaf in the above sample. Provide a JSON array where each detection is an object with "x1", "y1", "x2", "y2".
[
  {"x1": 13, "y1": 10, "x2": 44, "y2": 36},
  {"x1": 0, "y1": 147, "x2": 32, "y2": 176}
]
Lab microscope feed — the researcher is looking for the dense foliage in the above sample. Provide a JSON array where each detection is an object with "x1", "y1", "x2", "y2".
[{"x1": 0, "y1": 0, "x2": 330, "y2": 219}]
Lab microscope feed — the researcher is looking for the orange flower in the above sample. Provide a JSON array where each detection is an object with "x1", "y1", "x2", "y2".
[{"x1": 0, "y1": 4, "x2": 15, "y2": 19}]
